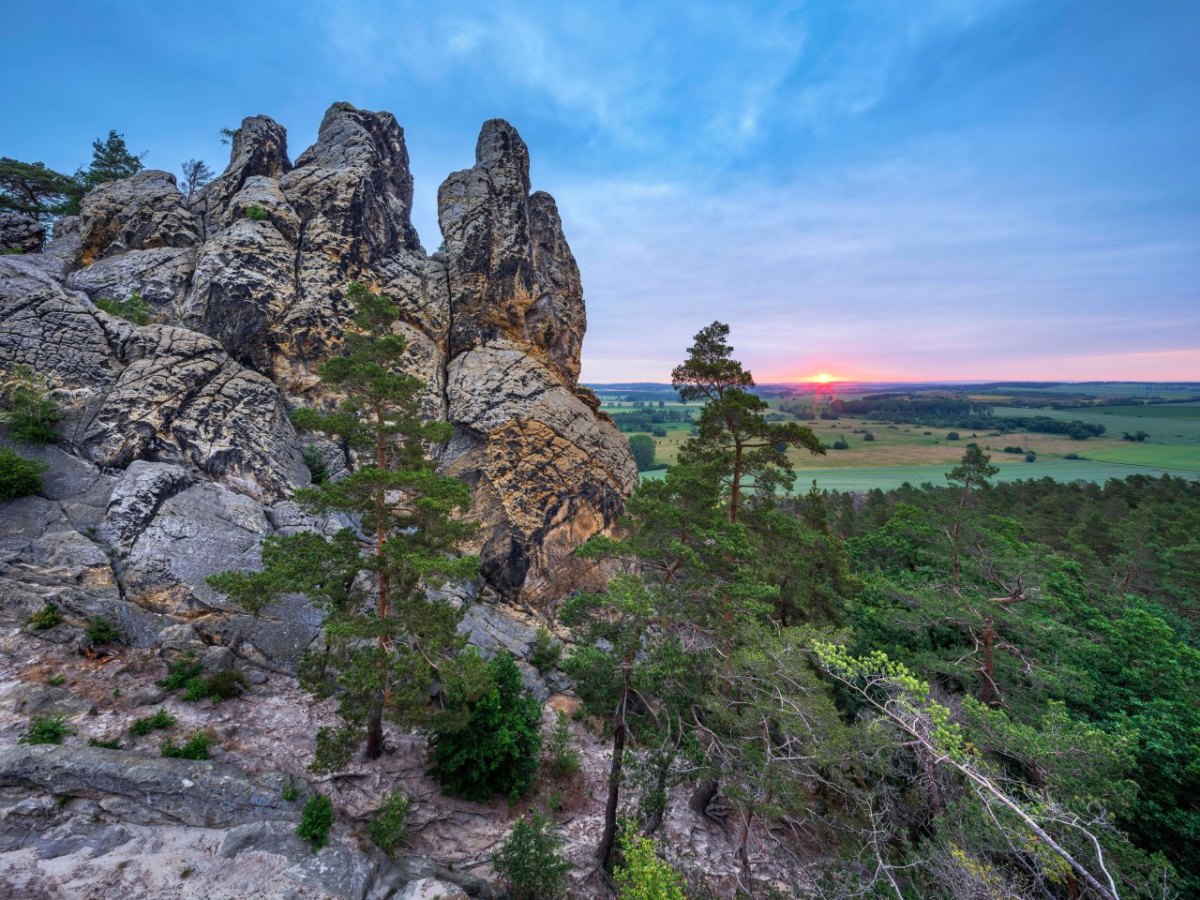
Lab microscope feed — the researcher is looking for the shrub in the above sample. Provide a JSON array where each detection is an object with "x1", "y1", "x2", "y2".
[
  {"x1": 492, "y1": 810, "x2": 570, "y2": 900},
  {"x1": 1064, "y1": 452, "x2": 1082, "y2": 460},
  {"x1": 84, "y1": 615, "x2": 121, "y2": 645},
  {"x1": 946, "y1": 432, "x2": 960, "y2": 441},
  {"x1": 543, "y1": 710, "x2": 581, "y2": 779},
  {"x1": 281, "y1": 784, "x2": 299, "y2": 803},
  {"x1": 46, "y1": 673, "x2": 66, "y2": 686},
  {"x1": 27, "y1": 604, "x2": 62, "y2": 631},
  {"x1": 368, "y1": 789, "x2": 410, "y2": 857},
  {"x1": 20, "y1": 714, "x2": 73, "y2": 745},
  {"x1": 161, "y1": 730, "x2": 213, "y2": 760},
  {"x1": 831, "y1": 438, "x2": 849, "y2": 450},
  {"x1": 300, "y1": 444, "x2": 328, "y2": 484},
  {"x1": 296, "y1": 794, "x2": 333, "y2": 851},
  {"x1": 94, "y1": 292, "x2": 151, "y2": 325},
  {"x1": 243, "y1": 203, "x2": 269, "y2": 221},
  {"x1": 614, "y1": 822, "x2": 686, "y2": 900},
  {"x1": 1, "y1": 366, "x2": 61, "y2": 444},
  {"x1": 1024, "y1": 451, "x2": 1037, "y2": 463},
  {"x1": 862, "y1": 431, "x2": 875, "y2": 441},
  {"x1": 0, "y1": 447, "x2": 48, "y2": 500},
  {"x1": 129, "y1": 708, "x2": 176, "y2": 736},
  {"x1": 429, "y1": 652, "x2": 543, "y2": 803},
  {"x1": 182, "y1": 670, "x2": 248, "y2": 703},
  {"x1": 158, "y1": 654, "x2": 204, "y2": 691},
  {"x1": 88, "y1": 736, "x2": 122, "y2": 749},
  {"x1": 529, "y1": 626, "x2": 562, "y2": 674}
]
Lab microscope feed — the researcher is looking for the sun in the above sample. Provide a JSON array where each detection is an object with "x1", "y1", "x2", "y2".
[{"x1": 814, "y1": 372, "x2": 834, "y2": 384}]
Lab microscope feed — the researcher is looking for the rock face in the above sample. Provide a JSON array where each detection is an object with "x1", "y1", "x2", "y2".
[
  {"x1": 0, "y1": 212, "x2": 45, "y2": 254},
  {"x1": 1, "y1": 101, "x2": 635, "y2": 609}
]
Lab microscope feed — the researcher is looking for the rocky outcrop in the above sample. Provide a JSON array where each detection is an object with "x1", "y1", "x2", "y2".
[
  {"x1": 4, "y1": 102, "x2": 635, "y2": 603},
  {"x1": 0, "y1": 212, "x2": 45, "y2": 255}
]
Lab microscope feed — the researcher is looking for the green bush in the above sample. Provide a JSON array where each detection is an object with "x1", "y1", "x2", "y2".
[
  {"x1": 543, "y1": 710, "x2": 581, "y2": 778},
  {"x1": 182, "y1": 670, "x2": 248, "y2": 703},
  {"x1": 27, "y1": 604, "x2": 62, "y2": 631},
  {"x1": 300, "y1": 444, "x2": 328, "y2": 484},
  {"x1": 84, "y1": 615, "x2": 121, "y2": 645},
  {"x1": 129, "y1": 708, "x2": 176, "y2": 736},
  {"x1": 492, "y1": 810, "x2": 570, "y2": 900},
  {"x1": 158, "y1": 654, "x2": 204, "y2": 691},
  {"x1": 0, "y1": 447, "x2": 48, "y2": 500},
  {"x1": 20, "y1": 714, "x2": 73, "y2": 745},
  {"x1": 628, "y1": 434, "x2": 656, "y2": 471},
  {"x1": 1024, "y1": 451, "x2": 1037, "y2": 462},
  {"x1": 429, "y1": 652, "x2": 543, "y2": 803},
  {"x1": 529, "y1": 626, "x2": 562, "y2": 674},
  {"x1": 613, "y1": 822, "x2": 686, "y2": 899},
  {"x1": 947, "y1": 431, "x2": 961, "y2": 441},
  {"x1": 1, "y1": 366, "x2": 61, "y2": 444},
  {"x1": 296, "y1": 794, "x2": 333, "y2": 851},
  {"x1": 831, "y1": 438, "x2": 849, "y2": 450},
  {"x1": 94, "y1": 292, "x2": 151, "y2": 325},
  {"x1": 862, "y1": 431, "x2": 875, "y2": 441},
  {"x1": 46, "y1": 673, "x2": 66, "y2": 686},
  {"x1": 161, "y1": 730, "x2": 213, "y2": 760},
  {"x1": 243, "y1": 203, "x2": 269, "y2": 221},
  {"x1": 87, "y1": 736, "x2": 123, "y2": 750},
  {"x1": 368, "y1": 789, "x2": 410, "y2": 857}
]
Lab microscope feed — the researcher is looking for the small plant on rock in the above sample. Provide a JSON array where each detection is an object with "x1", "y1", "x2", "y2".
[
  {"x1": 300, "y1": 444, "x2": 328, "y2": 484},
  {"x1": 1, "y1": 365, "x2": 61, "y2": 444},
  {"x1": 543, "y1": 710, "x2": 581, "y2": 779},
  {"x1": 27, "y1": 604, "x2": 62, "y2": 631},
  {"x1": 183, "y1": 670, "x2": 248, "y2": 703},
  {"x1": 46, "y1": 673, "x2": 66, "y2": 687},
  {"x1": 296, "y1": 794, "x2": 333, "y2": 851},
  {"x1": 0, "y1": 447, "x2": 48, "y2": 500},
  {"x1": 129, "y1": 708, "x2": 176, "y2": 737},
  {"x1": 94, "y1": 292, "x2": 151, "y2": 325},
  {"x1": 492, "y1": 810, "x2": 570, "y2": 900},
  {"x1": 529, "y1": 626, "x2": 562, "y2": 674},
  {"x1": 613, "y1": 821, "x2": 686, "y2": 900},
  {"x1": 158, "y1": 654, "x2": 204, "y2": 692},
  {"x1": 88, "y1": 736, "x2": 123, "y2": 749},
  {"x1": 161, "y1": 730, "x2": 213, "y2": 760},
  {"x1": 20, "y1": 714, "x2": 73, "y2": 745},
  {"x1": 367, "y1": 789, "x2": 410, "y2": 857},
  {"x1": 243, "y1": 203, "x2": 269, "y2": 221},
  {"x1": 84, "y1": 615, "x2": 121, "y2": 645}
]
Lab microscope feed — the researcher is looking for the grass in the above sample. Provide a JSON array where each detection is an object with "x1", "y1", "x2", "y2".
[{"x1": 129, "y1": 708, "x2": 176, "y2": 736}]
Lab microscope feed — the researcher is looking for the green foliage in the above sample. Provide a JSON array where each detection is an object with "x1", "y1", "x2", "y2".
[
  {"x1": 613, "y1": 822, "x2": 686, "y2": 900},
  {"x1": 528, "y1": 626, "x2": 562, "y2": 673},
  {"x1": 429, "y1": 652, "x2": 542, "y2": 802},
  {"x1": 830, "y1": 437, "x2": 849, "y2": 450},
  {"x1": 87, "y1": 737, "x2": 122, "y2": 750},
  {"x1": 946, "y1": 431, "x2": 960, "y2": 440},
  {"x1": 281, "y1": 784, "x2": 299, "y2": 803},
  {"x1": 182, "y1": 670, "x2": 248, "y2": 703},
  {"x1": 161, "y1": 730, "x2": 213, "y2": 760},
  {"x1": 0, "y1": 448, "x2": 48, "y2": 504},
  {"x1": 491, "y1": 810, "x2": 570, "y2": 900},
  {"x1": 543, "y1": 711, "x2": 581, "y2": 779},
  {"x1": 300, "y1": 444, "x2": 328, "y2": 484},
  {"x1": 628, "y1": 433, "x2": 656, "y2": 471},
  {"x1": 129, "y1": 708, "x2": 176, "y2": 737},
  {"x1": 243, "y1": 203, "x2": 269, "y2": 221},
  {"x1": 296, "y1": 794, "x2": 333, "y2": 851},
  {"x1": 46, "y1": 673, "x2": 66, "y2": 686},
  {"x1": 367, "y1": 789, "x2": 410, "y2": 856},
  {"x1": 20, "y1": 714, "x2": 73, "y2": 745},
  {"x1": 208, "y1": 282, "x2": 477, "y2": 773},
  {"x1": 94, "y1": 292, "x2": 151, "y2": 325},
  {"x1": 84, "y1": 616, "x2": 121, "y2": 645},
  {"x1": 77, "y1": 130, "x2": 144, "y2": 191},
  {"x1": 157, "y1": 655, "x2": 204, "y2": 692},
  {"x1": 0, "y1": 157, "x2": 81, "y2": 219},
  {"x1": 1, "y1": 366, "x2": 62, "y2": 444},
  {"x1": 27, "y1": 604, "x2": 62, "y2": 631}
]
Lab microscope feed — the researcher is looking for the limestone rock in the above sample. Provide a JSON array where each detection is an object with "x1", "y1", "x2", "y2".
[
  {"x1": 0, "y1": 212, "x2": 45, "y2": 254},
  {"x1": 397, "y1": 878, "x2": 469, "y2": 900}
]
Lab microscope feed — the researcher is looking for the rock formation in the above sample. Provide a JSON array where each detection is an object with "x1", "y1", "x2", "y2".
[{"x1": 3, "y1": 102, "x2": 636, "y2": 616}]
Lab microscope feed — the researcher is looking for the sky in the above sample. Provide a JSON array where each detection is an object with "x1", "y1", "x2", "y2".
[{"x1": 4, "y1": 1, "x2": 1199, "y2": 383}]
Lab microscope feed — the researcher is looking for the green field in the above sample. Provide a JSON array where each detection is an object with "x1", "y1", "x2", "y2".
[
  {"x1": 603, "y1": 387, "x2": 1200, "y2": 492},
  {"x1": 639, "y1": 460, "x2": 1199, "y2": 492}
]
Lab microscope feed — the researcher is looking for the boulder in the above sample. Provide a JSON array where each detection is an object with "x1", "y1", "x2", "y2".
[{"x1": 0, "y1": 211, "x2": 45, "y2": 254}]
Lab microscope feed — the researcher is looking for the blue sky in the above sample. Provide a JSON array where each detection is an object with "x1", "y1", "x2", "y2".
[{"x1": 4, "y1": 0, "x2": 1199, "y2": 382}]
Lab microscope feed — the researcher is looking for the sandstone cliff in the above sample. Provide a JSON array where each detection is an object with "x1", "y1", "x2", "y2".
[{"x1": 3, "y1": 102, "x2": 636, "y2": 618}]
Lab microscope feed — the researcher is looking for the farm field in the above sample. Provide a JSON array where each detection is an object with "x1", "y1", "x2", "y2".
[{"x1": 603, "y1": 387, "x2": 1200, "y2": 492}]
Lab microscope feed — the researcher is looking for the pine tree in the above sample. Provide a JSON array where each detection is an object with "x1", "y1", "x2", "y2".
[
  {"x1": 78, "y1": 131, "x2": 144, "y2": 190},
  {"x1": 209, "y1": 282, "x2": 477, "y2": 770}
]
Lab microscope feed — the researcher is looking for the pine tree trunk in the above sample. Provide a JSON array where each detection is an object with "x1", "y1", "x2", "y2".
[
  {"x1": 598, "y1": 715, "x2": 627, "y2": 870},
  {"x1": 365, "y1": 704, "x2": 384, "y2": 760}
]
